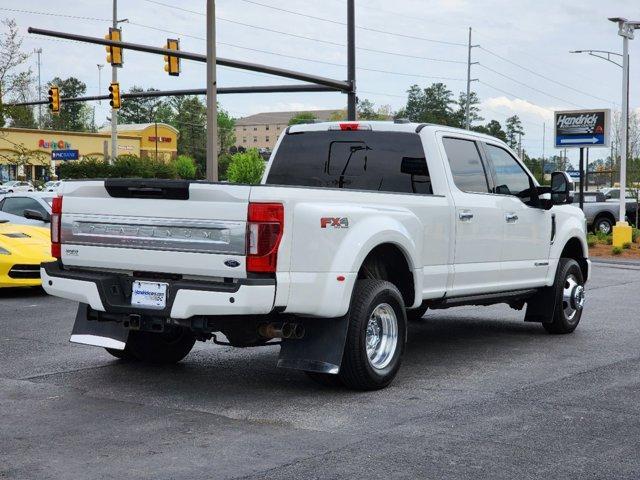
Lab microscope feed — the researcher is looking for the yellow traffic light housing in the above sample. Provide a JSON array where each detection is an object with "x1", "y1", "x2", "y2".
[
  {"x1": 48, "y1": 86, "x2": 60, "y2": 114},
  {"x1": 108, "y1": 82, "x2": 121, "y2": 109},
  {"x1": 105, "y1": 28, "x2": 123, "y2": 67},
  {"x1": 164, "y1": 38, "x2": 180, "y2": 76}
]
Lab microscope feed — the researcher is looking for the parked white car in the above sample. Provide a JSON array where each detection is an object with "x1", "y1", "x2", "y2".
[
  {"x1": 42, "y1": 121, "x2": 589, "y2": 390},
  {"x1": 42, "y1": 181, "x2": 63, "y2": 192},
  {"x1": 1, "y1": 181, "x2": 35, "y2": 193}
]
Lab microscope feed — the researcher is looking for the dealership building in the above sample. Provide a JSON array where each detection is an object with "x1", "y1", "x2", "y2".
[{"x1": 0, "y1": 123, "x2": 178, "y2": 182}]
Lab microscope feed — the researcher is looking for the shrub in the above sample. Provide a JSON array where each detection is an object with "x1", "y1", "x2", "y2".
[
  {"x1": 606, "y1": 237, "x2": 613, "y2": 245},
  {"x1": 58, "y1": 156, "x2": 111, "y2": 179},
  {"x1": 587, "y1": 235, "x2": 597, "y2": 248},
  {"x1": 218, "y1": 153, "x2": 232, "y2": 181},
  {"x1": 633, "y1": 228, "x2": 640, "y2": 243},
  {"x1": 622, "y1": 242, "x2": 632, "y2": 250},
  {"x1": 612, "y1": 246, "x2": 623, "y2": 255},
  {"x1": 226, "y1": 149, "x2": 265, "y2": 184},
  {"x1": 595, "y1": 231, "x2": 610, "y2": 244},
  {"x1": 58, "y1": 155, "x2": 180, "y2": 180},
  {"x1": 174, "y1": 155, "x2": 197, "y2": 180}
]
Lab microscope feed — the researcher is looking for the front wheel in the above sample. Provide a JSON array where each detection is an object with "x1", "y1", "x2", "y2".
[
  {"x1": 593, "y1": 216, "x2": 613, "y2": 235},
  {"x1": 126, "y1": 327, "x2": 196, "y2": 364},
  {"x1": 543, "y1": 258, "x2": 585, "y2": 334},
  {"x1": 339, "y1": 279, "x2": 406, "y2": 390}
]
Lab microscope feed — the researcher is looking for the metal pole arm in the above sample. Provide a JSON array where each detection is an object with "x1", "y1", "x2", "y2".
[{"x1": 27, "y1": 27, "x2": 352, "y2": 92}]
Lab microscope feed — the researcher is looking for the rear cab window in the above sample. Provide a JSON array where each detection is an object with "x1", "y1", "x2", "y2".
[{"x1": 266, "y1": 131, "x2": 432, "y2": 194}]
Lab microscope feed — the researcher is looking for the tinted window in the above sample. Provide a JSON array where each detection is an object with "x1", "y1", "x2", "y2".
[
  {"x1": 442, "y1": 137, "x2": 490, "y2": 193},
  {"x1": 267, "y1": 131, "x2": 432, "y2": 194},
  {"x1": 1, "y1": 197, "x2": 45, "y2": 216},
  {"x1": 485, "y1": 144, "x2": 531, "y2": 197}
]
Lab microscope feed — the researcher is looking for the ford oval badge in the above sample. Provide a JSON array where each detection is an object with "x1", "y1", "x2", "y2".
[{"x1": 224, "y1": 259, "x2": 241, "y2": 268}]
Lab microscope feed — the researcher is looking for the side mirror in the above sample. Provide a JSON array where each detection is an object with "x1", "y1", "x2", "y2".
[
  {"x1": 23, "y1": 209, "x2": 50, "y2": 223},
  {"x1": 550, "y1": 171, "x2": 573, "y2": 205}
]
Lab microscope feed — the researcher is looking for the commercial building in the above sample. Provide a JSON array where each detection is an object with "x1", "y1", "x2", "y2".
[
  {"x1": 235, "y1": 110, "x2": 342, "y2": 151},
  {"x1": 0, "y1": 123, "x2": 178, "y2": 181}
]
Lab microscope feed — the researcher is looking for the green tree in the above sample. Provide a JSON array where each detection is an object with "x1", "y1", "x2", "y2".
[
  {"x1": 0, "y1": 19, "x2": 34, "y2": 127},
  {"x1": 117, "y1": 86, "x2": 172, "y2": 124},
  {"x1": 472, "y1": 119, "x2": 508, "y2": 142},
  {"x1": 505, "y1": 115, "x2": 524, "y2": 150},
  {"x1": 401, "y1": 83, "x2": 456, "y2": 125},
  {"x1": 217, "y1": 106, "x2": 236, "y2": 155},
  {"x1": 43, "y1": 77, "x2": 92, "y2": 131},
  {"x1": 357, "y1": 99, "x2": 392, "y2": 120},
  {"x1": 288, "y1": 112, "x2": 317, "y2": 126},
  {"x1": 227, "y1": 149, "x2": 265, "y2": 184},
  {"x1": 169, "y1": 95, "x2": 207, "y2": 174},
  {"x1": 453, "y1": 91, "x2": 483, "y2": 128}
]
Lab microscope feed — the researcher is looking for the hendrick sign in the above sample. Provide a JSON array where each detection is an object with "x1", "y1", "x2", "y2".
[{"x1": 554, "y1": 109, "x2": 610, "y2": 149}]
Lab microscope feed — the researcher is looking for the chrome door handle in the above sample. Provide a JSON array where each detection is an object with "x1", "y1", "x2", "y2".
[
  {"x1": 505, "y1": 213, "x2": 519, "y2": 223},
  {"x1": 458, "y1": 210, "x2": 474, "y2": 222}
]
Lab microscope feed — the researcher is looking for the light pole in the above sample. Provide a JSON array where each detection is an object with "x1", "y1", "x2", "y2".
[
  {"x1": 608, "y1": 17, "x2": 639, "y2": 246},
  {"x1": 33, "y1": 48, "x2": 42, "y2": 128}
]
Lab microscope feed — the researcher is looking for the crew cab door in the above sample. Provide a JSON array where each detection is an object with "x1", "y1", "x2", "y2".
[
  {"x1": 440, "y1": 136, "x2": 504, "y2": 296},
  {"x1": 481, "y1": 142, "x2": 552, "y2": 287}
]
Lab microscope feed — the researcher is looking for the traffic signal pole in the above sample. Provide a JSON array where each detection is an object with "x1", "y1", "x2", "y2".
[
  {"x1": 110, "y1": 0, "x2": 118, "y2": 165},
  {"x1": 206, "y1": 0, "x2": 218, "y2": 182}
]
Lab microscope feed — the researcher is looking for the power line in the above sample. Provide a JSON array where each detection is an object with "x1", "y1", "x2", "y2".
[
  {"x1": 477, "y1": 64, "x2": 585, "y2": 109},
  {"x1": 478, "y1": 46, "x2": 617, "y2": 106},
  {"x1": 0, "y1": 7, "x2": 109, "y2": 22}
]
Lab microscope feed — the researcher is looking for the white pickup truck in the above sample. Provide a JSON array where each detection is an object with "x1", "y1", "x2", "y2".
[{"x1": 42, "y1": 121, "x2": 589, "y2": 390}]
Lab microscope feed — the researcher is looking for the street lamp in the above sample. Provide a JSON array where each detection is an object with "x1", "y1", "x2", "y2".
[{"x1": 608, "y1": 17, "x2": 639, "y2": 247}]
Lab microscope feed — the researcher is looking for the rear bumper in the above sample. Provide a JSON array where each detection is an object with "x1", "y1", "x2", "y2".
[{"x1": 41, "y1": 262, "x2": 276, "y2": 319}]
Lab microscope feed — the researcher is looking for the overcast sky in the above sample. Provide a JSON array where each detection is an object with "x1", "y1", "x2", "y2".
[{"x1": 3, "y1": 0, "x2": 639, "y2": 162}]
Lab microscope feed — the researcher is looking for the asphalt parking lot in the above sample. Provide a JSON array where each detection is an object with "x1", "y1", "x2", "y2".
[{"x1": 2, "y1": 262, "x2": 640, "y2": 479}]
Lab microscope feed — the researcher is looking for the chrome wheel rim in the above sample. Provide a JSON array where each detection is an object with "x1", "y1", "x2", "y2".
[
  {"x1": 562, "y1": 274, "x2": 585, "y2": 321},
  {"x1": 597, "y1": 221, "x2": 611, "y2": 234},
  {"x1": 365, "y1": 303, "x2": 398, "y2": 370}
]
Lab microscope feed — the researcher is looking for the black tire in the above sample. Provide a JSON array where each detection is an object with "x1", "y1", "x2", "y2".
[
  {"x1": 105, "y1": 347, "x2": 136, "y2": 360},
  {"x1": 339, "y1": 279, "x2": 406, "y2": 390},
  {"x1": 406, "y1": 305, "x2": 428, "y2": 322},
  {"x1": 543, "y1": 258, "x2": 585, "y2": 334},
  {"x1": 593, "y1": 215, "x2": 613, "y2": 235},
  {"x1": 127, "y1": 327, "x2": 196, "y2": 364},
  {"x1": 305, "y1": 371, "x2": 343, "y2": 387}
]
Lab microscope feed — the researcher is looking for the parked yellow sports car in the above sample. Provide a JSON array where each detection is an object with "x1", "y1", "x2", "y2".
[{"x1": 0, "y1": 221, "x2": 54, "y2": 288}]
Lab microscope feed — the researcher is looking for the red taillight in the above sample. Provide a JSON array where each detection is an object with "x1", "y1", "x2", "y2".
[
  {"x1": 247, "y1": 202, "x2": 284, "y2": 273},
  {"x1": 51, "y1": 196, "x2": 62, "y2": 259},
  {"x1": 340, "y1": 122, "x2": 359, "y2": 131}
]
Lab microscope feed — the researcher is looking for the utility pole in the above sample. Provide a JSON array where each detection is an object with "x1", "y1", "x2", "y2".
[
  {"x1": 206, "y1": 0, "x2": 218, "y2": 181},
  {"x1": 609, "y1": 17, "x2": 638, "y2": 246},
  {"x1": 347, "y1": 0, "x2": 356, "y2": 121},
  {"x1": 97, "y1": 64, "x2": 103, "y2": 105},
  {"x1": 34, "y1": 48, "x2": 42, "y2": 128},
  {"x1": 110, "y1": 0, "x2": 118, "y2": 164},
  {"x1": 465, "y1": 27, "x2": 479, "y2": 130},
  {"x1": 541, "y1": 122, "x2": 545, "y2": 184}
]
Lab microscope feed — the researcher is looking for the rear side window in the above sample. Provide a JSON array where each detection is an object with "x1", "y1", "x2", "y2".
[
  {"x1": 442, "y1": 137, "x2": 490, "y2": 193},
  {"x1": 266, "y1": 131, "x2": 432, "y2": 194}
]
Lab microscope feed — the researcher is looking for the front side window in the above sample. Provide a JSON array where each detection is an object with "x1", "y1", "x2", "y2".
[
  {"x1": 267, "y1": 131, "x2": 432, "y2": 194},
  {"x1": 442, "y1": 137, "x2": 490, "y2": 193},
  {"x1": 485, "y1": 144, "x2": 532, "y2": 197}
]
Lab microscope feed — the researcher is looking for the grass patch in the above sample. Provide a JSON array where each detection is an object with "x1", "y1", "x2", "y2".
[
  {"x1": 623, "y1": 242, "x2": 632, "y2": 249},
  {"x1": 612, "y1": 246, "x2": 623, "y2": 255}
]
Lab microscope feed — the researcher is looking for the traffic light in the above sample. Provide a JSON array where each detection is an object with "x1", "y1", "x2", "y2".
[
  {"x1": 164, "y1": 38, "x2": 180, "y2": 76},
  {"x1": 105, "y1": 28, "x2": 123, "y2": 67},
  {"x1": 108, "y1": 82, "x2": 121, "y2": 109},
  {"x1": 48, "y1": 86, "x2": 60, "y2": 114}
]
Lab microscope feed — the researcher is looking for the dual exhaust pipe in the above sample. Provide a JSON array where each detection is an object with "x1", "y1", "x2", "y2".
[{"x1": 258, "y1": 322, "x2": 305, "y2": 340}]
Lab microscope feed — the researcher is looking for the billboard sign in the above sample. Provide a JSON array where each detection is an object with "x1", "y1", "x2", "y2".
[
  {"x1": 554, "y1": 109, "x2": 610, "y2": 149},
  {"x1": 51, "y1": 150, "x2": 79, "y2": 161}
]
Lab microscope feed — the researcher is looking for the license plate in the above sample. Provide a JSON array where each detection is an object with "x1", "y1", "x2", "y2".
[{"x1": 131, "y1": 281, "x2": 168, "y2": 309}]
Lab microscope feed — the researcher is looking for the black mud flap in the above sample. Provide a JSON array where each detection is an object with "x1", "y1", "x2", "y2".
[
  {"x1": 70, "y1": 304, "x2": 130, "y2": 350},
  {"x1": 277, "y1": 316, "x2": 349, "y2": 374},
  {"x1": 524, "y1": 286, "x2": 556, "y2": 323}
]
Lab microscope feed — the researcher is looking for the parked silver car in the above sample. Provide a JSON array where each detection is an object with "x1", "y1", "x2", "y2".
[{"x1": 0, "y1": 193, "x2": 53, "y2": 226}]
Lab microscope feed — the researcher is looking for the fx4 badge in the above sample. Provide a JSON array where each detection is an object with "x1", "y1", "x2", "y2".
[{"x1": 321, "y1": 217, "x2": 349, "y2": 229}]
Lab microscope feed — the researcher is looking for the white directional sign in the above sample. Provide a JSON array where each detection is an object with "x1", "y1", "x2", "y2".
[{"x1": 554, "y1": 109, "x2": 610, "y2": 149}]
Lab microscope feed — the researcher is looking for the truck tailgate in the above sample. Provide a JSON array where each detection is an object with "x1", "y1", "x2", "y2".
[{"x1": 59, "y1": 180, "x2": 251, "y2": 279}]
